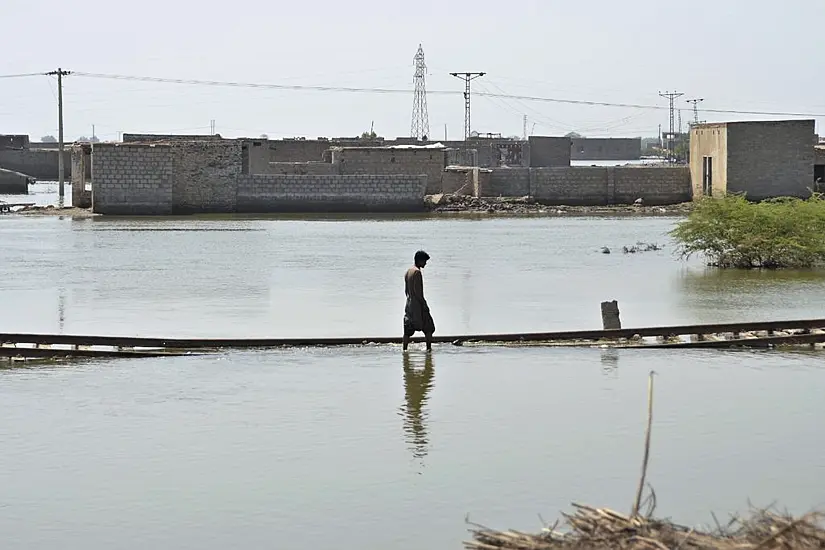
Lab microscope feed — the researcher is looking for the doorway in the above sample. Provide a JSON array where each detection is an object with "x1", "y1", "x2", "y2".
[{"x1": 702, "y1": 156, "x2": 713, "y2": 196}]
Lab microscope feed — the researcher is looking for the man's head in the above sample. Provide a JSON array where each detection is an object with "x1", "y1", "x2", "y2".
[{"x1": 414, "y1": 250, "x2": 430, "y2": 268}]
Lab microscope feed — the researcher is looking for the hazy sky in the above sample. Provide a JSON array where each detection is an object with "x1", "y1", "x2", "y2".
[{"x1": 2, "y1": 0, "x2": 823, "y2": 142}]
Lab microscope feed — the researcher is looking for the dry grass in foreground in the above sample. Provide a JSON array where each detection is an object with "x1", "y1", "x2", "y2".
[
  {"x1": 465, "y1": 372, "x2": 824, "y2": 549},
  {"x1": 465, "y1": 501, "x2": 825, "y2": 549}
]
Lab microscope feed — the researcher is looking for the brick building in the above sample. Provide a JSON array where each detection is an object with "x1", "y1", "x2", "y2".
[{"x1": 689, "y1": 119, "x2": 816, "y2": 200}]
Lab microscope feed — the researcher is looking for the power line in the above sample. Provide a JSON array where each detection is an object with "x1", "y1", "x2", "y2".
[
  {"x1": 6, "y1": 70, "x2": 825, "y2": 119},
  {"x1": 0, "y1": 72, "x2": 48, "y2": 79}
]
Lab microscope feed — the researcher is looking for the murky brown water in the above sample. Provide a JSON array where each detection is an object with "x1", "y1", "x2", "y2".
[{"x1": 1, "y1": 212, "x2": 825, "y2": 550}]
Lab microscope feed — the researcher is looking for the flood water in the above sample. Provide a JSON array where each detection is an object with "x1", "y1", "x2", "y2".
[{"x1": 2, "y1": 200, "x2": 825, "y2": 549}]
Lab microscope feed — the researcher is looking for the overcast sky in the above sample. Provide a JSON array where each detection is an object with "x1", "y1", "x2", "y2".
[{"x1": 2, "y1": 0, "x2": 823, "y2": 142}]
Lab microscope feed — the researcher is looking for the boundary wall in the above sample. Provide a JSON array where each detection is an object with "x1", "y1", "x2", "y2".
[
  {"x1": 90, "y1": 141, "x2": 426, "y2": 214},
  {"x1": 482, "y1": 166, "x2": 691, "y2": 205}
]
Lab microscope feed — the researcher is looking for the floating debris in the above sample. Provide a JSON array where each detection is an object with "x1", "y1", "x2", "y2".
[{"x1": 623, "y1": 242, "x2": 664, "y2": 254}]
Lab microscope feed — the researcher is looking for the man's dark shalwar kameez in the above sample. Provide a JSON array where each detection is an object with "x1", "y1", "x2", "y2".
[{"x1": 403, "y1": 266, "x2": 435, "y2": 336}]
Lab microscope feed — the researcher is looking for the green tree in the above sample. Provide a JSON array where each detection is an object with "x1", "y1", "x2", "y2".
[{"x1": 670, "y1": 194, "x2": 825, "y2": 268}]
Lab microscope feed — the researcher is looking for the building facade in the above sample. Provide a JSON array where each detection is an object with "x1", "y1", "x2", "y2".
[
  {"x1": 570, "y1": 137, "x2": 641, "y2": 161},
  {"x1": 689, "y1": 119, "x2": 816, "y2": 200}
]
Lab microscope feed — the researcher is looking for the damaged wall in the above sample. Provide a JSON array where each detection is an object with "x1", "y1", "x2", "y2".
[{"x1": 90, "y1": 142, "x2": 429, "y2": 214}]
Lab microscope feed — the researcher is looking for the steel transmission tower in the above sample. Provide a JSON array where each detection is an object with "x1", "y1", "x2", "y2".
[
  {"x1": 410, "y1": 44, "x2": 430, "y2": 140},
  {"x1": 687, "y1": 98, "x2": 704, "y2": 124},
  {"x1": 450, "y1": 71, "x2": 485, "y2": 140},
  {"x1": 658, "y1": 90, "x2": 683, "y2": 163}
]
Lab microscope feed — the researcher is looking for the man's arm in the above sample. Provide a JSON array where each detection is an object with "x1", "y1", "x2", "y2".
[{"x1": 413, "y1": 269, "x2": 428, "y2": 308}]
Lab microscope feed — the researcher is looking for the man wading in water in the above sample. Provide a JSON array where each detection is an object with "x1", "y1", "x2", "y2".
[{"x1": 403, "y1": 250, "x2": 436, "y2": 352}]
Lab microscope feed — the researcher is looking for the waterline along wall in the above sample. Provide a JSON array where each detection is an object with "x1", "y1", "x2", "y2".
[
  {"x1": 90, "y1": 141, "x2": 427, "y2": 215},
  {"x1": 483, "y1": 166, "x2": 691, "y2": 205}
]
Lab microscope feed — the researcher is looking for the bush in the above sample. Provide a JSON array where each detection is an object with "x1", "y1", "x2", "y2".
[{"x1": 670, "y1": 194, "x2": 825, "y2": 268}]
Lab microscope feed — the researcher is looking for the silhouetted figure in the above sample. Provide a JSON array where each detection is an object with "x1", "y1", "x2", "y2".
[{"x1": 403, "y1": 250, "x2": 436, "y2": 352}]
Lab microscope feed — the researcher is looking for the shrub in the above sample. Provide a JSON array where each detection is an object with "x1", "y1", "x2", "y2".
[{"x1": 669, "y1": 194, "x2": 825, "y2": 268}]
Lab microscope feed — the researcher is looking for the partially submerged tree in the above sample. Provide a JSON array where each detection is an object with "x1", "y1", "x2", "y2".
[{"x1": 670, "y1": 194, "x2": 825, "y2": 269}]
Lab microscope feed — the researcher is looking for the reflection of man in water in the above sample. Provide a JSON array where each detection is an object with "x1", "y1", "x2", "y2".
[
  {"x1": 400, "y1": 352, "x2": 435, "y2": 461},
  {"x1": 403, "y1": 250, "x2": 436, "y2": 352}
]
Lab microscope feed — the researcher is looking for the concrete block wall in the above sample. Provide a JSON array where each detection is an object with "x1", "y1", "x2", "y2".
[
  {"x1": 445, "y1": 148, "x2": 478, "y2": 167},
  {"x1": 571, "y1": 138, "x2": 642, "y2": 160},
  {"x1": 483, "y1": 166, "x2": 691, "y2": 204},
  {"x1": 91, "y1": 143, "x2": 175, "y2": 214},
  {"x1": 267, "y1": 162, "x2": 339, "y2": 176},
  {"x1": 267, "y1": 140, "x2": 330, "y2": 163},
  {"x1": 726, "y1": 120, "x2": 815, "y2": 199},
  {"x1": 530, "y1": 167, "x2": 609, "y2": 205},
  {"x1": 71, "y1": 145, "x2": 92, "y2": 208},
  {"x1": 528, "y1": 136, "x2": 571, "y2": 167},
  {"x1": 613, "y1": 167, "x2": 693, "y2": 205},
  {"x1": 487, "y1": 167, "x2": 530, "y2": 196},
  {"x1": 172, "y1": 141, "x2": 242, "y2": 213},
  {"x1": 91, "y1": 141, "x2": 429, "y2": 214},
  {"x1": 331, "y1": 147, "x2": 445, "y2": 194},
  {"x1": 441, "y1": 168, "x2": 473, "y2": 194},
  {"x1": 122, "y1": 133, "x2": 224, "y2": 143},
  {"x1": 440, "y1": 167, "x2": 491, "y2": 196},
  {"x1": 0, "y1": 148, "x2": 71, "y2": 180},
  {"x1": 464, "y1": 139, "x2": 528, "y2": 168},
  {"x1": 237, "y1": 174, "x2": 427, "y2": 212},
  {"x1": 476, "y1": 169, "x2": 492, "y2": 197}
]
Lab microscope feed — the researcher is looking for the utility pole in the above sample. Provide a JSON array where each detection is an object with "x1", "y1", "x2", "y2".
[
  {"x1": 658, "y1": 90, "x2": 683, "y2": 163},
  {"x1": 450, "y1": 72, "x2": 485, "y2": 140},
  {"x1": 410, "y1": 44, "x2": 430, "y2": 140},
  {"x1": 687, "y1": 98, "x2": 704, "y2": 125},
  {"x1": 210, "y1": 119, "x2": 216, "y2": 135},
  {"x1": 47, "y1": 68, "x2": 71, "y2": 205},
  {"x1": 523, "y1": 114, "x2": 528, "y2": 140}
]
